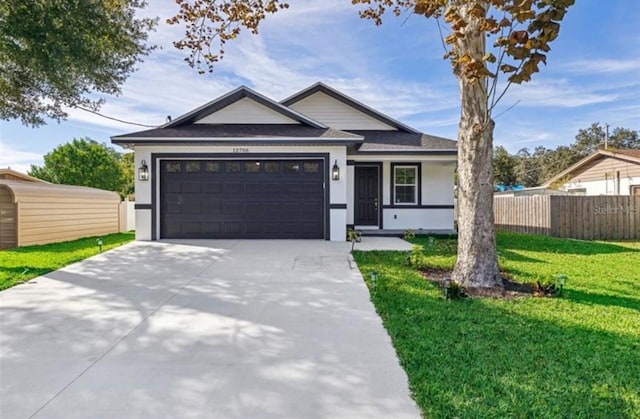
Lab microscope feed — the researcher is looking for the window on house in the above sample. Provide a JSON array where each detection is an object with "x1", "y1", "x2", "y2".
[{"x1": 393, "y1": 165, "x2": 418, "y2": 204}]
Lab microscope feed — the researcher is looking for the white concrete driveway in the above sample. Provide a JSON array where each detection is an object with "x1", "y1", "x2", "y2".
[{"x1": 1, "y1": 240, "x2": 418, "y2": 419}]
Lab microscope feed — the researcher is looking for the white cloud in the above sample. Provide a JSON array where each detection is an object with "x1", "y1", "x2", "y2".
[
  {"x1": 0, "y1": 140, "x2": 43, "y2": 173},
  {"x1": 562, "y1": 58, "x2": 640, "y2": 75},
  {"x1": 500, "y1": 78, "x2": 618, "y2": 108}
]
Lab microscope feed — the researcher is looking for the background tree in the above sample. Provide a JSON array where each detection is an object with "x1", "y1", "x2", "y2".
[
  {"x1": 0, "y1": 0, "x2": 155, "y2": 126},
  {"x1": 168, "y1": 0, "x2": 575, "y2": 288},
  {"x1": 497, "y1": 123, "x2": 639, "y2": 188},
  {"x1": 493, "y1": 146, "x2": 518, "y2": 186},
  {"x1": 119, "y1": 152, "x2": 136, "y2": 199},
  {"x1": 29, "y1": 138, "x2": 131, "y2": 197},
  {"x1": 574, "y1": 122, "x2": 640, "y2": 154}
]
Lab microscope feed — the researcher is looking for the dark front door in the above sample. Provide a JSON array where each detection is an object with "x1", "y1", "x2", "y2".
[
  {"x1": 160, "y1": 159, "x2": 325, "y2": 239},
  {"x1": 354, "y1": 166, "x2": 379, "y2": 226}
]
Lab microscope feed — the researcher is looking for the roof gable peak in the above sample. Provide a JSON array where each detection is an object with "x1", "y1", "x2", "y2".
[
  {"x1": 164, "y1": 85, "x2": 326, "y2": 129},
  {"x1": 281, "y1": 82, "x2": 420, "y2": 134}
]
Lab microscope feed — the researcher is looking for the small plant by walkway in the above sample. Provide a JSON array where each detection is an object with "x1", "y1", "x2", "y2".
[
  {"x1": 352, "y1": 232, "x2": 640, "y2": 417},
  {"x1": 0, "y1": 232, "x2": 135, "y2": 291}
]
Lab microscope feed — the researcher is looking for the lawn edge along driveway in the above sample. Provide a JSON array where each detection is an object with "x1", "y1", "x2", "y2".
[
  {"x1": 352, "y1": 232, "x2": 640, "y2": 418},
  {"x1": 0, "y1": 231, "x2": 135, "y2": 291}
]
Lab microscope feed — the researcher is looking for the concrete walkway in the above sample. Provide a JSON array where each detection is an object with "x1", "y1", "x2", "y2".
[{"x1": 0, "y1": 240, "x2": 419, "y2": 419}]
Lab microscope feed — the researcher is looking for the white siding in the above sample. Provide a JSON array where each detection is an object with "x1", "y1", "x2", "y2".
[
  {"x1": 195, "y1": 97, "x2": 300, "y2": 124},
  {"x1": 382, "y1": 209, "x2": 454, "y2": 230},
  {"x1": 562, "y1": 177, "x2": 640, "y2": 195},
  {"x1": 288, "y1": 92, "x2": 397, "y2": 130},
  {"x1": 422, "y1": 163, "x2": 456, "y2": 204},
  {"x1": 345, "y1": 157, "x2": 456, "y2": 231}
]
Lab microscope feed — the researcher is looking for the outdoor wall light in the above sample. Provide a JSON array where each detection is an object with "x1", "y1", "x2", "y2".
[
  {"x1": 332, "y1": 160, "x2": 340, "y2": 181},
  {"x1": 443, "y1": 277, "x2": 451, "y2": 300},
  {"x1": 138, "y1": 160, "x2": 149, "y2": 181}
]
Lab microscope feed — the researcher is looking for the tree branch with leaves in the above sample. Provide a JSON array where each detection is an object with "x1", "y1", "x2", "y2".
[{"x1": 168, "y1": 0, "x2": 574, "y2": 288}]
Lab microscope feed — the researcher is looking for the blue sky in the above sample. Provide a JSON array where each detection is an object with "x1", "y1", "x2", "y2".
[{"x1": 1, "y1": 0, "x2": 639, "y2": 172}]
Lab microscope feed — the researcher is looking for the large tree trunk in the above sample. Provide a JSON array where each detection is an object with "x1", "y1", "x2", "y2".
[{"x1": 451, "y1": 1, "x2": 501, "y2": 288}]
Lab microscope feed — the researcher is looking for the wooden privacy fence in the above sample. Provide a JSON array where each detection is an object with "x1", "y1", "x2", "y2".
[{"x1": 494, "y1": 195, "x2": 640, "y2": 240}]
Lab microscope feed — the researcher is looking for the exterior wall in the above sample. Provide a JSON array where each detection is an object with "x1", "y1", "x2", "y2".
[
  {"x1": 347, "y1": 156, "x2": 456, "y2": 231},
  {"x1": 134, "y1": 145, "x2": 347, "y2": 241},
  {"x1": 195, "y1": 98, "x2": 300, "y2": 124},
  {"x1": 288, "y1": 92, "x2": 396, "y2": 130},
  {"x1": 18, "y1": 196, "x2": 120, "y2": 247},
  {"x1": 119, "y1": 200, "x2": 137, "y2": 232},
  {"x1": 562, "y1": 176, "x2": 640, "y2": 196},
  {"x1": 565, "y1": 156, "x2": 640, "y2": 183},
  {"x1": 0, "y1": 186, "x2": 17, "y2": 249}
]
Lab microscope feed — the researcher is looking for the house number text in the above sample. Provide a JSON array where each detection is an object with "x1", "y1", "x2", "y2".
[{"x1": 233, "y1": 148, "x2": 249, "y2": 153}]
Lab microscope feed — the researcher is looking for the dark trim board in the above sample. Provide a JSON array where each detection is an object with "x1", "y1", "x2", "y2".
[
  {"x1": 150, "y1": 152, "x2": 331, "y2": 241},
  {"x1": 134, "y1": 203, "x2": 152, "y2": 210},
  {"x1": 329, "y1": 203, "x2": 347, "y2": 209},
  {"x1": 113, "y1": 139, "x2": 362, "y2": 146},
  {"x1": 382, "y1": 205, "x2": 454, "y2": 209},
  {"x1": 349, "y1": 150, "x2": 457, "y2": 156},
  {"x1": 166, "y1": 87, "x2": 326, "y2": 128},
  {"x1": 390, "y1": 162, "x2": 422, "y2": 206}
]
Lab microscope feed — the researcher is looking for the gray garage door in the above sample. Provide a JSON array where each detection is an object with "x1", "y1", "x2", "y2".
[{"x1": 160, "y1": 159, "x2": 325, "y2": 239}]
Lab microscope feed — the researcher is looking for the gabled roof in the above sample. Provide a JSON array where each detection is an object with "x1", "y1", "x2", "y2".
[
  {"x1": 0, "y1": 168, "x2": 47, "y2": 183},
  {"x1": 112, "y1": 124, "x2": 363, "y2": 145},
  {"x1": 164, "y1": 86, "x2": 326, "y2": 129},
  {"x1": 543, "y1": 148, "x2": 640, "y2": 187},
  {"x1": 281, "y1": 82, "x2": 421, "y2": 134},
  {"x1": 346, "y1": 131, "x2": 457, "y2": 155}
]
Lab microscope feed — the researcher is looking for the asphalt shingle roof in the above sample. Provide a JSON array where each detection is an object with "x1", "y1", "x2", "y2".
[
  {"x1": 112, "y1": 124, "x2": 361, "y2": 140},
  {"x1": 346, "y1": 130, "x2": 457, "y2": 153}
]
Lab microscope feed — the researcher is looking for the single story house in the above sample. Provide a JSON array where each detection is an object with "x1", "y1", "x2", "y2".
[
  {"x1": 544, "y1": 149, "x2": 640, "y2": 196},
  {"x1": 111, "y1": 83, "x2": 457, "y2": 241}
]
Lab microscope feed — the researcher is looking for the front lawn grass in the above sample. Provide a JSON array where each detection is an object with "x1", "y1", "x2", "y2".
[
  {"x1": 352, "y1": 232, "x2": 640, "y2": 417},
  {"x1": 0, "y1": 231, "x2": 135, "y2": 291}
]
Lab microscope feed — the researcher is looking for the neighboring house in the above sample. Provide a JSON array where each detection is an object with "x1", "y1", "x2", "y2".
[
  {"x1": 111, "y1": 82, "x2": 457, "y2": 241},
  {"x1": 544, "y1": 149, "x2": 640, "y2": 196}
]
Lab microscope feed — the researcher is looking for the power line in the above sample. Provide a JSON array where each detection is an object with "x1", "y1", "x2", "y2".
[
  {"x1": 75, "y1": 105, "x2": 158, "y2": 128},
  {"x1": 4, "y1": 71, "x2": 160, "y2": 128}
]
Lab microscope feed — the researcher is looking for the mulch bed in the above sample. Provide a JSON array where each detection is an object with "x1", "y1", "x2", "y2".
[{"x1": 422, "y1": 268, "x2": 535, "y2": 299}]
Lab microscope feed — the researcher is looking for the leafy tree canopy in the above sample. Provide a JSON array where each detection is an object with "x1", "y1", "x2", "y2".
[
  {"x1": 0, "y1": 0, "x2": 155, "y2": 126},
  {"x1": 497, "y1": 123, "x2": 640, "y2": 187},
  {"x1": 493, "y1": 145, "x2": 518, "y2": 186},
  {"x1": 29, "y1": 138, "x2": 133, "y2": 198}
]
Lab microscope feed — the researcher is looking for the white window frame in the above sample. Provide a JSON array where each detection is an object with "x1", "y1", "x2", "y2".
[{"x1": 393, "y1": 165, "x2": 418, "y2": 205}]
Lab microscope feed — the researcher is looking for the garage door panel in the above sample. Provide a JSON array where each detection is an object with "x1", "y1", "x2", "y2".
[
  {"x1": 204, "y1": 222, "x2": 222, "y2": 234},
  {"x1": 205, "y1": 183, "x2": 222, "y2": 193},
  {"x1": 224, "y1": 182, "x2": 243, "y2": 194},
  {"x1": 165, "y1": 203, "x2": 182, "y2": 214},
  {"x1": 203, "y1": 200, "x2": 222, "y2": 214},
  {"x1": 182, "y1": 201, "x2": 202, "y2": 215},
  {"x1": 183, "y1": 183, "x2": 201, "y2": 194},
  {"x1": 183, "y1": 222, "x2": 202, "y2": 234},
  {"x1": 222, "y1": 202, "x2": 243, "y2": 215},
  {"x1": 224, "y1": 222, "x2": 242, "y2": 234},
  {"x1": 161, "y1": 159, "x2": 325, "y2": 239},
  {"x1": 166, "y1": 182, "x2": 181, "y2": 193},
  {"x1": 245, "y1": 222, "x2": 262, "y2": 234}
]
